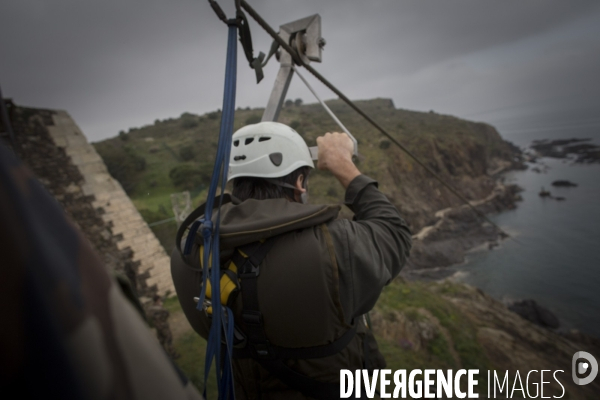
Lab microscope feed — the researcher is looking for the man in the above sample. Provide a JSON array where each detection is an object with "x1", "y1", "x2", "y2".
[{"x1": 171, "y1": 122, "x2": 412, "y2": 399}]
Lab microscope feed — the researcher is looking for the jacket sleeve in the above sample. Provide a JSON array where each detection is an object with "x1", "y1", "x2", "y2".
[{"x1": 327, "y1": 174, "x2": 412, "y2": 323}]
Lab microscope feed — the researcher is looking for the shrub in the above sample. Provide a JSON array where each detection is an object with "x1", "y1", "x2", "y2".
[
  {"x1": 127, "y1": 147, "x2": 146, "y2": 171},
  {"x1": 180, "y1": 146, "x2": 194, "y2": 161},
  {"x1": 181, "y1": 115, "x2": 199, "y2": 129},
  {"x1": 139, "y1": 207, "x2": 170, "y2": 224},
  {"x1": 294, "y1": 98, "x2": 303, "y2": 107},
  {"x1": 169, "y1": 163, "x2": 211, "y2": 190},
  {"x1": 119, "y1": 131, "x2": 129, "y2": 141},
  {"x1": 379, "y1": 140, "x2": 391, "y2": 150},
  {"x1": 284, "y1": 99, "x2": 293, "y2": 107},
  {"x1": 290, "y1": 120, "x2": 301, "y2": 130},
  {"x1": 102, "y1": 146, "x2": 146, "y2": 193},
  {"x1": 245, "y1": 114, "x2": 261, "y2": 125},
  {"x1": 208, "y1": 111, "x2": 220, "y2": 120}
]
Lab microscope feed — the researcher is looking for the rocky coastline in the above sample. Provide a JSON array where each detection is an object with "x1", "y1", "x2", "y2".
[
  {"x1": 397, "y1": 160, "x2": 579, "y2": 335},
  {"x1": 401, "y1": 179, "x2": 522, "y2": 280},
  {"x1": 399, "y1": 137, "x2": 600, "y2": 343}
]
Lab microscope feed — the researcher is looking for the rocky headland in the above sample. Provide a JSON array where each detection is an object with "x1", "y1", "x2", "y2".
[{"x1": 530, "y1": 137, "x2": 600, "y2": 163}]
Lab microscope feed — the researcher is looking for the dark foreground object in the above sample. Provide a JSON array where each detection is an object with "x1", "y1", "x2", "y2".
[{"x1": 0, "y1": 144, "x2": 202, "y2": 400}]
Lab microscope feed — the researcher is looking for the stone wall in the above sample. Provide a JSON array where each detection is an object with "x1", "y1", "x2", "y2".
[
  {"x1": 4, "y1": 101, "x2": 176, "y2": 356},
  {"x1": 46, "y1": 110, "x2": 174, "y2": 298}
]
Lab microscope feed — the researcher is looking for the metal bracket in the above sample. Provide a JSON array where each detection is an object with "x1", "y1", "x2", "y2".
[{"x1": 261, "y1": 14, "x2": 323, "y2": 122}]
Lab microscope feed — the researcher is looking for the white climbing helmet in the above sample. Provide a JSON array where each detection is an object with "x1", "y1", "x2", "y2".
[{"x1": 227, "y1": 121, "x2": 314, "y2": 181}]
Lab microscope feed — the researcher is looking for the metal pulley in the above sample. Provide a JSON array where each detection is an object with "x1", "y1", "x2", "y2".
[
  {"x1": 261, "y1": 14, "x2": 324, "y2": 122},
  {"x1": 261, "y1": 14, "x2": 357, "y2": 160}
]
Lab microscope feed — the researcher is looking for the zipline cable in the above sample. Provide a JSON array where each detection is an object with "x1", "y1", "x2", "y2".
[{"x1": 240, "y1": 0, "x2": 516, "y2": 242}]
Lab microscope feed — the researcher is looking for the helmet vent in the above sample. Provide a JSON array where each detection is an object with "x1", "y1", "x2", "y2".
[
  {"x1": 269, "y1": 152, "x2": 283, "y2": 166},
  {"x1": 234, "y1": 155, "x2": 246, "y2": 161},
  {"x1": 258, "y1": 136, "x2": 271, "y2": 142},
  {"x1": 233, "y1": 140, "x2": 239, "y2": 147},
  {"x1": 245, "y1": 138, "x2": 254, "y2": 145}
]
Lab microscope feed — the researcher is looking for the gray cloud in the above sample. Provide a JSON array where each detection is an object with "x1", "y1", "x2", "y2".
[{"x1": 1, "y1": 0, "x2": 599, "y2": 141}]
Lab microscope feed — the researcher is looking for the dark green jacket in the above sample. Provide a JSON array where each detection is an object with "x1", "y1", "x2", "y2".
[{"x1": 171, "y1": 175, "x2": 412, "y2": 399}]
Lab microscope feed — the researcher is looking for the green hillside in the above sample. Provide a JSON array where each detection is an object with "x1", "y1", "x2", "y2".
[{"x1": 93, "y1": 98, "x2": 516, "y2": 251}]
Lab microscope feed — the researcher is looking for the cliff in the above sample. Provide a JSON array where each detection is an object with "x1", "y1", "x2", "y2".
[{"x1": 372, "y1": 279, "x2": 600, "y2": 399}]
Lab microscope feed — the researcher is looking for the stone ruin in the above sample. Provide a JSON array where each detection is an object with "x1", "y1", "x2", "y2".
[{"x1": 2, "y1": 100, "x2": 178, "y2": 358}]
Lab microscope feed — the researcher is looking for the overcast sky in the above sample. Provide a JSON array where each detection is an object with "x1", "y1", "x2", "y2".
[{"x1": 2, "y1": 0, "x2": 600, "y2": 143}]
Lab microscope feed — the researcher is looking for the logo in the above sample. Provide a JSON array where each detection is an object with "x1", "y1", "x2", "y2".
[{"x1": 572, "y1": 351, "x2": 598, "y2": 385}]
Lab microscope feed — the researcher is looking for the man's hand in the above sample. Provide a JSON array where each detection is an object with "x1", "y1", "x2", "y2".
[{"x1": 316, "y1": 132, "x2": 361, "y2": 189}]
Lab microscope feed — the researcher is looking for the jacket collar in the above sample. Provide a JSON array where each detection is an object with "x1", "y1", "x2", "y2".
[{"x1": 212, "y1": 196, "x2": 341, "y2": 249}]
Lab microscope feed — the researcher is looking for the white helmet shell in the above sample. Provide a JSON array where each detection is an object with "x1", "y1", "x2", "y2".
[{"x1": 227, "y1": 121, "x2": 314, "y2": 181}]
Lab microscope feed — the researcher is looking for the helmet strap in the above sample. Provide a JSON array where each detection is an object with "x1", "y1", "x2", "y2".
[{"x1": 264, "y1": 178, "x2": 308, "y2": 204}]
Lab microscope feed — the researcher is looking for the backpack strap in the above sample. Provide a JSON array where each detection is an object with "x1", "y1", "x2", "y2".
[
  {"x1": 175, "y1": 193, "x2": 232, "y2": 260},
  {"x1": 233, "y1": 238, "x2": 277, "y2": 357},
  {"x1": 232, "y1": 325, "x2": 357, "y2": 360},
  {"x1": 231, "y1": 238, "x2": 361, "y2": 400}
]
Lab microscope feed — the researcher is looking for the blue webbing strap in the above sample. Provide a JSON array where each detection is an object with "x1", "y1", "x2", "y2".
[{"x1": 189, "y1": 19, "x2": 238, "y2": 399}]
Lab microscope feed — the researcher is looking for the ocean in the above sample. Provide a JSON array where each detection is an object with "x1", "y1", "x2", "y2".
[{"x1": 453, "y1": 119, "x2": 600, "y2": 337}]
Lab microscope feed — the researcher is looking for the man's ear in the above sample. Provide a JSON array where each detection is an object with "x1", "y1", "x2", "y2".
[{"x1": 295, "y1": 174, "x2": 307, "y2": 193}]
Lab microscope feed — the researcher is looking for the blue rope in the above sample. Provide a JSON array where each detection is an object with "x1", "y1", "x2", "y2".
[{"x1": 192, "y1": 20, "x2": 238, "y2": 400}]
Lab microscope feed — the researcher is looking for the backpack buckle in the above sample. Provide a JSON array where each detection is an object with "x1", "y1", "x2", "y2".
[
  {"x1": 253, "y1": 342, "x2": 272, "y2": 358},
  {"x1": 239, "y1": 259, "x2": 260, "y2": 278},
  {"x1": 242, "y1": 310, "x2": 262, "y2": 325}
]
